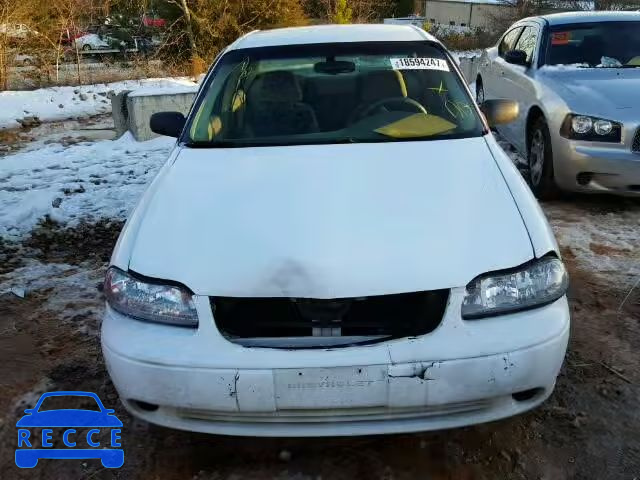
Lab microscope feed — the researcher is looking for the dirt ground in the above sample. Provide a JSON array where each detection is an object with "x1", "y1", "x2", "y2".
[{"x1": 0, "y1": 194, "x2": 639, "y2": 480}]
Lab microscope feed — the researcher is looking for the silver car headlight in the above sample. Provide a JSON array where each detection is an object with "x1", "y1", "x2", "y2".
[
  {"x1": 104, "y1": 267, "x2": 198, "y2": 327},
  {"x1": 462, "y1": 257, "x2": 568, "y2": 319},
  {"x1": 561, "y1": 114, "x2": 621, "y2": 142}
]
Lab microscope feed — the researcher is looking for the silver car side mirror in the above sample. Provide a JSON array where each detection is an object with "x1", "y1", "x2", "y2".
[{"x1": 480, "y1": 99, "x2": 519, "y2": 126}]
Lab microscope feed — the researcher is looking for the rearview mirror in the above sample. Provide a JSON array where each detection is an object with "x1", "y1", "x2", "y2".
[
  {"x1": 480, "y1": 99, "x2": 519, "y2": 126},
  {"x1": 150, "y1": 111, "x2": 186, "y2": 138},
  {"x1": 314, "y1": 60, "x2": 355, "y2": 75},
  {"x1": 504, "y1": 50, "x2": 529, "y2": 67}
]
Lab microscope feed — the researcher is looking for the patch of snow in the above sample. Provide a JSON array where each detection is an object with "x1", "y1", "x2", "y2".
[
  {"x1": 0, "y1": 77, "x2": 198, "y2": 130},
  {"x1": 0, "y1": 260, "x2": 106, "y2": 336},
  {"x1": 128, "y1": 85, "x2": 199, "y2": 97},
  {"x1": 0, "y1": 133, "x2": 173, "y2": 239},
  {"x1": 545, "y1": 203, "x2": 640, "y2": 288},
  {"x1": 539, "y1": 63, "x2": 589, "y2": 71}
]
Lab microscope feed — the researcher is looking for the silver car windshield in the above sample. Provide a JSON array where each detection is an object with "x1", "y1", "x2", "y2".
[
  {"x1": 545, "y1": 21, "x2": 640, "y2": 67},
  {"x1": 185, "y1": 42, "x2": 483, "y2": 147}
]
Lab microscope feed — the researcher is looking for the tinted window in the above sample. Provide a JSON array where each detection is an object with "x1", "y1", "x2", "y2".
[
  {"x1": 499, "y1": 27, "x2": 523, "y2": 57},
  {"x1": 515, "y1": 26, "x2": 538, "y2": 63},
  {"x1": 545, "y1": 21, "x2": 640, "y2": 66},
  {"x1": 185, "y1": 42, "x2": 483, "y2": 148}
]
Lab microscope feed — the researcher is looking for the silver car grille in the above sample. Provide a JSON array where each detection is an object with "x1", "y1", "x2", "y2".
[{"x1": 633, "y1": 128, "x2": 640, "y2": 154}]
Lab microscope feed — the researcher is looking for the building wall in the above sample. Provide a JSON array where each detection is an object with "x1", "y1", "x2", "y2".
[{"x1": 424, "y1": 1, "x2": 510, "y2": 29}]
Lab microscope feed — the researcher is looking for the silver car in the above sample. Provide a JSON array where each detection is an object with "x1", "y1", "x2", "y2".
[{"x1": 477, "y1": 11, "x2": 640, "y2": 198}]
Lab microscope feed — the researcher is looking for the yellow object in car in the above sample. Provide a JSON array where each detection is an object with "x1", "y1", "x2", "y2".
[{"x1": 375, "y1": 113, "x2": 456, "y2": 139}]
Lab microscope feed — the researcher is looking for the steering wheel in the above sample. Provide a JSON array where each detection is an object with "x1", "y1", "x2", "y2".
[{"x1": 349, "y1": 97, "x2": 427, "y2": 124}]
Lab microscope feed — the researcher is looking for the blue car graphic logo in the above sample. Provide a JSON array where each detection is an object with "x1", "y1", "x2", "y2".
[{"x1": 15, "y1": 391, "x2": 123, "y2": 468}]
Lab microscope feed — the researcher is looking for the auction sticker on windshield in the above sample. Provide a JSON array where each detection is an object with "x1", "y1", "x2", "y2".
[{"x1": 390, "y1": 57, "x2": 449, "y2": 71}]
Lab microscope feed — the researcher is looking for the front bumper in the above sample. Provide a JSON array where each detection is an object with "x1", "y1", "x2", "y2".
[
  {"x1": 102, "y1": 291, "x2": 570, "y2": 437},
  {"x1": 552, "y1": 135, "x2": 640, "y2": 195}
]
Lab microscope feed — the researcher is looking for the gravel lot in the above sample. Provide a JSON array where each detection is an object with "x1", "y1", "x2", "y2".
[{"x1": 0, "y1": 119, "x2": 638, "y2": 479}]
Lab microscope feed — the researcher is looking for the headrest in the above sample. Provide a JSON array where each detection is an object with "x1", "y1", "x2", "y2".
[
  {"x1": 359, "y1": 70, "x2": 407, "y2": 103},
  {"x1": 250, "y1": 71, "x2": 303, "y2": 102}
]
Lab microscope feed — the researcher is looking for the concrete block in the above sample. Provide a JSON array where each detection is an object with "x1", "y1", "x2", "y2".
[
  {"x1": 111, "y1": 90, "x2": 131, "y2": 138},
  {"x1": 124, "y1": 89, "x2": 197, "y2": 141},
  {"x1": 458, "y1": 56, "x2": 479, "y2": 85}
]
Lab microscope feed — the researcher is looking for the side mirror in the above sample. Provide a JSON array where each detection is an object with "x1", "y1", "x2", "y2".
[
  {"x1": 150, "y1": 111, "x2": 186, "y2": 138},
  {"x1": 24, "y1": 408, "x2": 34, "y2": 414},
  {"x1": 504, "y1": 50, "x2": 529, "y2": 66},
  {"x1": 481, "y1": 99, "x2": 519, "y2": 126}
]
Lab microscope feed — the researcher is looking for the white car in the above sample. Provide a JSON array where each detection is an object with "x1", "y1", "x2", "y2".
[
  {"x1": 74, "y1": 33, "x2": 110, "y2": 51},
  {"x1": 102, "y1": 24, "x2": 570, "y2": 437}
]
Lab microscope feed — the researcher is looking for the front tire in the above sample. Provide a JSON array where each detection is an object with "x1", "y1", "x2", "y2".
[{"x1": 528, "y1": 116, "x2": 559, "y2": 199}]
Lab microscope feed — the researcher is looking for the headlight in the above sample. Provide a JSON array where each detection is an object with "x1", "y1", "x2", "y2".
[
  {"x1": 561, "y1": 114, "x2": 621, "y2": 142},
  {"x1": 571, "y1": 116, "x2": 592, "y2": 134},
  {"x1": 462, "y1": 257, "x2": 568, "y2": 319},
  {"x1": 104, "y1": 267, "x2": 198, "y2": 327}
]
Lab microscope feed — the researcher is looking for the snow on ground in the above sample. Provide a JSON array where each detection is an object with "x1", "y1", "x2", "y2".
[
  {"x1": 0, "y1": 259, "x2": 106, "y2": 335},
  {"x1": 0, "y1": 77, "x2": 198, "y2": 130},
  {"x1": 0, "y1": 132, "x2": 173, "y2": 238},
  {"x1": 545, "y1": 202, "x2": 640, "y2": 289}
]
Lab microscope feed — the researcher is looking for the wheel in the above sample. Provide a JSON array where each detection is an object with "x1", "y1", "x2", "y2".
[
  {"x1": 475, "y1": 78, "x2": 484, "y2": 105},
  {"x1": 82, "y1": 44, "x2": 92, "y2": 51},
  {"x1": 528, "y1": 116, "x2": 559, "y2": 199}
]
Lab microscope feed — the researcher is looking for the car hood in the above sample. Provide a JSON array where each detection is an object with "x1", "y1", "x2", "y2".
[
  {"x1": 127, "y1": 138, "x2": 534, "y2": 298},
  {"x1": 539, "y1": 68, "x2": 640, "y2": 118}
]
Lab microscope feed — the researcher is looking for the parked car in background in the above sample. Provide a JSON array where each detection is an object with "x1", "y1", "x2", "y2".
[
  {"x1": 477, "y1": 11, "x2": 640, "y2": 198},
  {"x1": 102, "y1": 24, "x2": 570, "y2": 437},
  {"x1": 0, "y1": 23, "x2": 32, "y2": 40},
  {"x1": 74, "y1": 33, "x2": 111, "y2": 51},
  {"x1": 142, "y1": 12, "x2": 166, "y2": 28}
]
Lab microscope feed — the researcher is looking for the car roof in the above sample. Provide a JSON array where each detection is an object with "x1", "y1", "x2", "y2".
[
  {"x1": 536, "y1": 10, "x2": 640, "y2": 26},
  {"x1": 228, "y1": 24, "x2": 437, "y2": 50}
]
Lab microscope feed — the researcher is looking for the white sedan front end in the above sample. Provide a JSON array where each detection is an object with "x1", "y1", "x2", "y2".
[
  {"x1": 101, "y1": 24, "x2": 570, "y2": 436},
  {"x1": 102, "y1": 289, "x2": 568, "y2": 436}
]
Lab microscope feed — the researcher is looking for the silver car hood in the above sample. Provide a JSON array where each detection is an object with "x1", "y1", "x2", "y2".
[
  {"x1": 539, "y1": 68, "x2": 640, "y2": 118},
  {"x1": 126, "y1": 138, "x2": 534, "y2": 297}
]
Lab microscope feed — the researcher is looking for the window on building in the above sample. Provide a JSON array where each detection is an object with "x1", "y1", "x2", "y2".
[
  {"x1": 449, "y1": 21, "x2": 455, "y2": 26},
  {"x1": 461, "y1": 23, "x2": 467, "y2": 27},
  {"x1": 430, "y1": 18, "x2": 436, "y2": 23}
]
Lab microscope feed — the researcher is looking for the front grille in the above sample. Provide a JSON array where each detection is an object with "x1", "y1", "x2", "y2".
[
  {"x1": 211, "y1": 290, "x2": 449, "y2": 347},
  {"x1": 176, "y1": 399, "x2": 490, "y2": 423},
  {"x1": 633, "y1": 128, "x2": 640, "y2": 153}
]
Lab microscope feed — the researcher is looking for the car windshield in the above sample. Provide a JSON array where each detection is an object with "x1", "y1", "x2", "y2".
[
  {"x1": 185, "y1": 41, "x2": 483, "y2": 147},
  {"x1": 38, "y1": 395, "x2": 101, "y2": 412},
  {"x1": 545, "y1": 21, "x2": 640, "y2": 67}
]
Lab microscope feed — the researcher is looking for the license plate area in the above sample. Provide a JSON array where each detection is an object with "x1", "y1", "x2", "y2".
[{"x1": 274, "y1": 366, "x2": 388, "y2": 410}]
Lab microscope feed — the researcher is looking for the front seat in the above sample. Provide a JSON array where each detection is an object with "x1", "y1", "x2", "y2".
[
  {"x1": 245, "y1": 71, "x2": 319, "y2": 137},
  {"x1": 581, "y1": 35, "x2": 605, "y2": 66},
  {"x1": 349, "y1": 70, "x2": 408, "y2": 122}
]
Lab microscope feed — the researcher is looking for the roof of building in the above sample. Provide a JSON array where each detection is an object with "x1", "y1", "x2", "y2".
[
  {"x1": 540, "y1": 10, "x2": 640, "y2": 25},
  {"x1": 229, "y1": 24, "x2": 436, "y2": 50}
]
